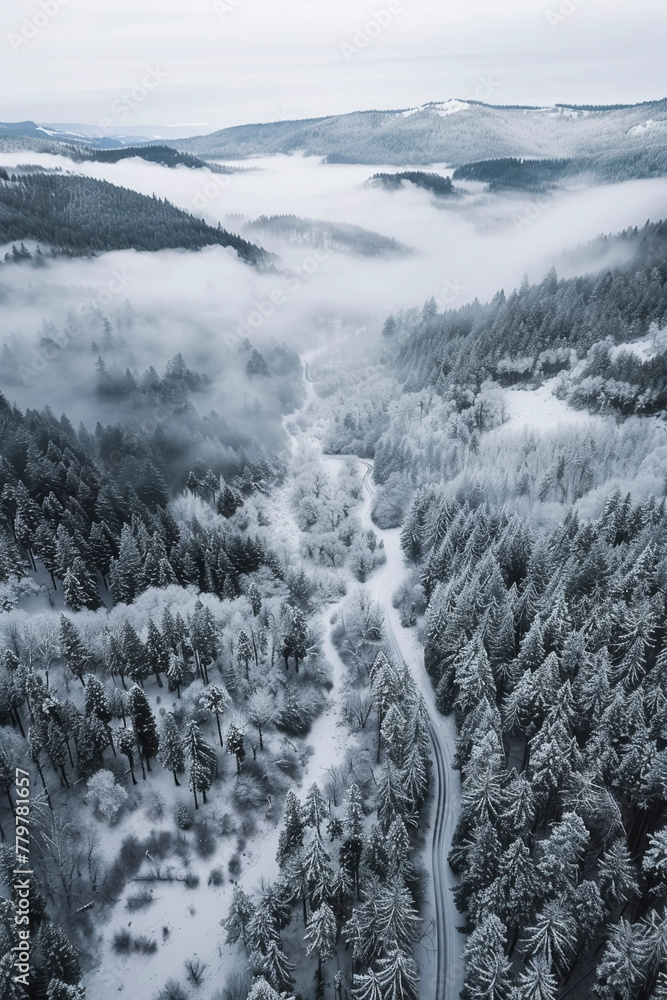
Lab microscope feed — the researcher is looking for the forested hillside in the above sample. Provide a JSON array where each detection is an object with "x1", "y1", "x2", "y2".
[
  {"x1": 343, "y1": 213, "x2": 667, "y2": 1000},
  {"x1": 0, "y1": 172, "x2": 268, "y2": 263},
  {"x1": 245, "y1": 215, "x2": 411, "y2": 257},
  {"x1": 392, "y1": 220, "x2": 667, "y2": 410}
]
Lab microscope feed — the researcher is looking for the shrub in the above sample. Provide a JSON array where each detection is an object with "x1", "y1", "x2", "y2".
[
  {"x1": 134, "y1": 935, "x2": 158, "y2": 954},
  {"x1": 228, "y1": 854, "x2": 241, "y2": 878},
  {"x1": 184, "y1": 957, "x2": 207, "y2": 986},
  {"x1": 193, "y1": 816, "x2": 218, "y2": 859},
  {"x1": 219, "y1": 969, "x2": 252, "y2": 1000},
  {"x1": 155, "y1": 980, "x2": 188, "y2": 1000},
  {"x1": 111, "y1": 929, "x2": 132, "y2": 954},
  {"x1": 126, "y1": 890, "x2": 154, "y2": 912},
  {"x1": 183, "y1": 872, "x2": 200, "y2": 889},
  {"x1": 232, "y1": 774, "x2": 265, "y2": 811},
  {"x1": 208, "y1": 867, "x2": 224, "y2": 886},
  {"x1": 174, "y1": 801, "x2": 195, "y2": 830},
  {"x1": 87, "y1": 770, "x2": 128, "y2": 822},
  {"x1": 118, "y1": 835, "x2": 146, "y2": 877}
]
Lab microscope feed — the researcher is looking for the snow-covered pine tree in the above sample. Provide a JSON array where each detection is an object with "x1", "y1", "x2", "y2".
[
  {"x1": 183, "y1": 719, "x2": 217, "y2": 808},
  {"x1": 157, "y1": 712, "x2": 185, "y2": 786}
]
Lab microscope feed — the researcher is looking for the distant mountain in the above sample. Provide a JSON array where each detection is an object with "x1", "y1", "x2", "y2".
[
  {"x1": 0, "y1": 120, "x2": 127, "y2": 148},
  {"x1": 165, "y1": 98, "x2": 667, "y2": 172}
]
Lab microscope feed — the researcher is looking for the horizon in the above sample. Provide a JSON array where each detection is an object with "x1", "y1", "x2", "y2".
[
  {"x1": 5, "y1": 93, "x2": 667, "y2": 143},
  {"x1": 2, "y1": 0, "x2": 666, "y2": 130}
]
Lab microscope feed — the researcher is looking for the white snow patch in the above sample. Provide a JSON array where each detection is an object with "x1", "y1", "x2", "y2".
[
  {"x1": 629, "y1": 119, "x2": 667, "y2": 135},
  {"x1": 400, "y1": 100, "x2": 469, "y2": 118},
  {"x1": 493, "y1": 378, "x2": 603, "y2": 437},
  {"x1": 609, "y1": 336, "x2": 654, "y2": 361}
]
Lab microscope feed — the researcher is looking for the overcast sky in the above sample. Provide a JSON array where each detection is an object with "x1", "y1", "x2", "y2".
[{"x1": 1, "y1": 0, "x2": 665, "y2": 133}]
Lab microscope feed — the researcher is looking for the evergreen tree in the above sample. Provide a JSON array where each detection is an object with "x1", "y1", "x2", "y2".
[
  {"x1": 202, "y1": 683, "x2": 230, "y2": 747},
  {"x1": 116, "y1": 726, "x2": 139, "y2": 785},
  {"x1": 223, "y1": 885, "x2": 255, "y2": 946},
  {"x1": 145, "y1": 619, "x2": 168, "y2": 687},
  {"x1": 277, "y1": 791, "x2": 305, "y2": 869},
  {"x1": 157, "y1": 713, "x2": 185, "y2": 785},
  {"x1": 305, "y1": 783, "x2": 328, "y2": 836},
  {"x1": 183, "y1": 720, "x2": 217, "y2": 808},
  {"x1": 226, "y1": 723, "x2": 246, "y2": 776},
  {"x1": 128, "y1": 685, "x2": 159, "y2": 773},
  {"x1": 58, "y1": 616, "x2": 91, "y2": 687}
]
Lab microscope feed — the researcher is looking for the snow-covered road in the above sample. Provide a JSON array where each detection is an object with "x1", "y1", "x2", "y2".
[{"x1": 317, "y1": 449, "x2": 464, "y2": 1000}]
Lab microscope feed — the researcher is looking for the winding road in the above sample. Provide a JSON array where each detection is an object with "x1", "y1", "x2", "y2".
[{"x1": 315, "y1": 448, "x2": 464, "y2": 1000}]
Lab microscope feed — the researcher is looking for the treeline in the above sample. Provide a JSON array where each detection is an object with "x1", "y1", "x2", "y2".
[
  {"x1": 0, "y1": 385, "x2": 284, "y2": 614},
  {"x1": 565, "y1": 340, "x2": 667, "y2": 416},
  {"x1": 367, "y1": 171, "x2": 455, "y2": 197},
  {"x1": 400, "y1": 481, "x2": 667, "y2": 999},
  {"x1": 0, "y1": 171, "x2": 268, "y2": 264},
  {"x1": 70, "y1": 144, "x2": 238, "y2": 173},
  {"x1": 245, "y1": 215, "x2": 411, "y2": 258},
  {"x1": 452, "y1": 158, "x2": 572, "y2": 191}
]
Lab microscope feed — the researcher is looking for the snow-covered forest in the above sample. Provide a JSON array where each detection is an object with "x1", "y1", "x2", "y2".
[{"x1": 2, "y1": 89, "x2": 667, "y2": 1000}]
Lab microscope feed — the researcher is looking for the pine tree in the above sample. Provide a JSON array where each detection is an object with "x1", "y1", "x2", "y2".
[
  {"x1": 83, "y1": 674, "x2": 111, "y2": 724},
  {"x1": 37, "y1": 920, "x2": 82, "y2": 986},
  {"x1": 304, "y1": 834, "x2": 335, "y2": 911},
  {"x1": 376, "y1": 757, "x2": 409, "y2": 834},
  {"x1": 305, "y1": 783, "x2": 328, "y2": 836},
  {"x1": 596, "y1": 919, "x2": 644, "y2": 1000},
  {"x1": 62, "y1": 557, "x2": 101, "y2": 611},
  {"x1": 277, "y1": 791, "x2": 305, "y2": 869},
  {"x1": 116, "y1": 726, "x2": 139, "y2": 785},
  {"x1": 261, "y1": 941, "x2": 295, "y2": 994},
  {"x1": 510, "y1": 957, "x2": 558, "y2": 1000},
  {"x1": 145, "y1": 619, "x2": 168, "y2": 687},
  {"x1": 238, "y1": 629, "x2": 254, "y2": 678},
  {"x1": 248, "y1": 687, "x2": 275, "y2": 751},
  {"x1": 600, "y1": 838, "x2": 639, "y2": 909},
  {"x1": 248, "y1": 582, "x2": 262, "y2": 616},
  {"x1": 461, "y1": 915, "x2": 512, "y2": 1000},
  {"x1": 351, "y1": 970, "x2": 383, "y2": 1000},
  {"x1": 166, "y1": 652, "x2": 185, "y2": 698},
  {"x1": 128, "y1": 685, "x2": 159, "y2": 773},
  {"x1": 202, "y1": 683, "x2": 230, "y2": 746},
  {"x1": 183, "y1": 720, "x2": 217, "y2": 809},
  {"x1": 58, "y1": 616, "x2": 91, "y2": 687},
  {"x1": 223, "y1": 885, "x2": 256, "y2": 946},
  {"x1": 521, "y1": 899, "x2": 577, "y2": 973},
  {"x1": 191, "y1": 599, "x2": 219, "y2": 684},
  {"x1": 246, "y1": 979, "x2": 281, "y2": 1000},
  {"x1": 121, "y1": 621, "x2": 150, "y2": 687},
  {"x1": 157, "y1": 713, "x2": 185, "y2": 785},
  {"x1": 375, "y1": 947, "x2": 421, "y2": 1000},
  {"x1": 226, "y1": 723, "x2": 246, "y2": 775},
  {"x1": 44, "y1": 718, "x2": 70, "y2": 787}
]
